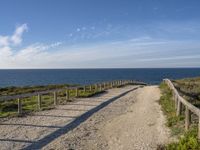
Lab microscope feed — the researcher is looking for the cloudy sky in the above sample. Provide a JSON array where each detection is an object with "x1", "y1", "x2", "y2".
[{"x1": 0, "y1": 0, "x2": 200, "y2": 68}]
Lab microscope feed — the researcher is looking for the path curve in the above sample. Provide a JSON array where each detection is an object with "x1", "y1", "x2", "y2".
[{"x1": 43, "y1": 86, "x2": 171, "y2": 150}]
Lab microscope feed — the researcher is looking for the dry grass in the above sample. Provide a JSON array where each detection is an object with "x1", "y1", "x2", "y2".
[{"x1": 172, "y1": 77, "x2": 200, "y2": 108}]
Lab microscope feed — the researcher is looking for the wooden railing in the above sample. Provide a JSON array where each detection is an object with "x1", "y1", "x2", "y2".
[
  {"x1": 164, "y1": 79, "x2": 200, "y2": 139},
  {"x1": 0, "y1": 80, "x2": 146, "y2": 116}
]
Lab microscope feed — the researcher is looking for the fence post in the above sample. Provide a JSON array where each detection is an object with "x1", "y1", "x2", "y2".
[
  {"x1": 95, "y1": 84, "x2": 98, "y2": 91},
  {"x1": 76, "y1": 88, "x2": 78, "y2": 97},
  {"x1": 66, "y1": 89, "x2": 70, "y2": 101},
  {"x1": 115, "y1": 81, "x2": 117, "y2": 87},
  {"x1": 90, "y1": 85, "x2": 92, "y2": 91},
  {"x1": 185, "y1": 106, "x2": 191, "y2": 131},
  {"x1": 110, "y1": 82, "x2": 112, "y2": 88},
  {"x1": 100, "y1": 84, "x2": 102, "y2": 91},
  {"x1": 176, "y1": 99, "x2": 182, "y2": 116},
  {"x1": 18, "y1": 98, "x2": 22, "y2": 115},
  {"x1": 38, "y1": 94, "x2": 41, "y2": 110},
  {"x1": 54, "y1": 92, "x2": 57, "y2": 105},
  {"x1": 174, "y1": 94, "x2": 178, "y2": 109},
  {"x1": 84, "y1": 86, "x2": 86, "y2": 93},
  {"x1": 104, "y1": 83, "x2": 106, "y2": 89},
  {"x1": 198, "y1": 116, "x2": 200, "y2": 140}
]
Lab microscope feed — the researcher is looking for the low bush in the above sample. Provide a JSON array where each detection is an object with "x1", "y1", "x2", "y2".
[{"x1": 159, "y1": 82, "x2": 200, "y2": 149}]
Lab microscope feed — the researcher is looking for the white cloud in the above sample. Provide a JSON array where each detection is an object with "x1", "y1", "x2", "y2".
[
  {"x1": 1, "y1": 36, "x2": 200, "y2": 68},
  {"x1": 1, "y1": 23, "x2": 200, "y2": 68},
  {"x1": 0, "y1": 24, "x2": 28, "y2": 48},
  {"x1": 138, "y1": 55, "x2": 200, "y2": 62},
  {"x1": 0, "y1": 46, "x2": 12, "y2": 58},
  {"x1": 0, "y1": 36, "x2": 9, "y2": 46},
  {"x1": 0, "y1": 24, "x2": 28, "y2": 63},
  {"x1": 0, "y1": 24, "x2": 63, "y2": 68},
  {"x1": 11, "y1": 24, "x2": 28, "y2": 45}
]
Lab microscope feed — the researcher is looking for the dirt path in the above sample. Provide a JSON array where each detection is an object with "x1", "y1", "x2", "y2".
[
  {"x1": 0, "y1": 86, "x2": 137, "y2": 150},
  {"x1": 43, "y1": 86, "x2": 171, "y2": 150}
]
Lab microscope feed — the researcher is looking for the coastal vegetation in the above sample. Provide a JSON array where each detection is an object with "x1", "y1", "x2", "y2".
[
  {"x1": 0, "y1": 84, "x2": 106, "y2": 117},
  {"x1": 0, "y1": 80, "x2": 136, "y2": 118},
  {"x1": 159, "y1": 80, "x2": 200, "y2": 150},
  {"x1": 0, "y1": 84, "x2": 73, "y2": 96},
  {"x1": 172, "y1": 77, "x2": 200, "y2": 108}
]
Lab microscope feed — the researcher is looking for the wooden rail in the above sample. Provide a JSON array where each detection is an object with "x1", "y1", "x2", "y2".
[
  {"x1": 0, "y1": 80, "x2": 146, "y2": 116},
  {"x1": 164, "y1": 79, "x2": 200, "y2": 139}
]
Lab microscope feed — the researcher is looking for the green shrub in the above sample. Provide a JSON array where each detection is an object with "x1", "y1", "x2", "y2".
[
  {"x1": 159, "y1": 83, "x2": 180, "y2": 128},
  {"x1": 159, "y1": 82, "x2": 200, "y2": 149},
  {"x1": 166, "y1": 128, "x2": 200, "y2": 150}
]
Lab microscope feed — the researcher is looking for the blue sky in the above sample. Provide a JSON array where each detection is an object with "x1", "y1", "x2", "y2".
[{"x1": 0, "y1": 0, "x2": 200, "y2": 68}]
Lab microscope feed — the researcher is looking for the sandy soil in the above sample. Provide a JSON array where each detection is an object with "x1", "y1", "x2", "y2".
[
  {"x1": 0, "y1": 86, "x2": 136, "y2": 150},
  {"x1": 43, "y1": 86, "x2": 171, "y2": 150}
]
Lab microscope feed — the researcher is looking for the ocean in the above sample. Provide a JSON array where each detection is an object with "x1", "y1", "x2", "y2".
[{"x1": 0, "y1": 68, "x2": 199, "y2": 87}]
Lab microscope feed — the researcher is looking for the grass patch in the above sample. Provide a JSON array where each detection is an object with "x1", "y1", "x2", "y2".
[
  {"x1": 166, "y1": 127, "x2": 200, "y2": 150},
  {"x1": 77, "y1": 90, "x2": 105, "y2": 98},
  {"x1": 0, "y1": 83, "x2": 75, "y2": 96},
  {"x1": 0, "y1": 89, "x2": 105, "y2": 118},
  {"x1": 159, "y1": 83, "x2": 184, "y2": 130},
  {"x1": 172, "y1": 77, "x2": 200, "y2": 108},
  {"x1": 0, "y1": 94, "x2": 55, "y2": 117},
  {"x1": 159, "y1": 82, "x2": 200, "y2": 149}
]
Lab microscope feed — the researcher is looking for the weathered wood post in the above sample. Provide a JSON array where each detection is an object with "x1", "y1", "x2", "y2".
[
  {"x1": 76, "y1": 88, "x2": 78, "y2": 97},
  {"x1": 54, "y1": 92, "x2": 57, "y2": 105},
  {"x1": 174, "y1": 93, "x2": 178, "y2": 109},
  {"x1": 84, "y1": 86, "x2": 86, "y2": 93},
  {"x1": 198, "y1": 117, "x2": 200, "y2": 140},
  {"x1": 110, "y1": 82, "x2": 113, "y2": 88},
  {"x1": 115, "y1": 81, "x2": 117, "y2": 87},
  {"x1": 38, "y1": 94, "x2": 41, "y2": 110},
  {"x1": 66, "y1": 89, "x2": 70, "y2": 101},
  {"x1": 176, "y1": 99, "x2": 182, "y2": 116},
  {"x1": 95, "y1": 84, "x2": 98, "y2": 91},
  {"x1": 90, "y1": 85, "x2": 92, "y2": 91},
  {"x1": 104, "y1": 82, "x2": 106, "y2": 90},
  {"x1": 100, "y1": 84, "x2": 102, "y2": 91},
  {"x1": 185, "y1": 106, "x2": 191, "y2": 131},
  {"x1": 18, "y1": 98, "x2": 22, "y2": 115}
]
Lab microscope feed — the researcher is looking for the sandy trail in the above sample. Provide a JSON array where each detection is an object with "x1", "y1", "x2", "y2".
[
  {"x1": 43, "y1": 86, "x2": 171, "y2": 150},
  {"x1": 102, "y1": 86, "x2": 170, "y2": 150},
  {"x1": 0, "y1": 86, "x2": 136, "y2": 150}
]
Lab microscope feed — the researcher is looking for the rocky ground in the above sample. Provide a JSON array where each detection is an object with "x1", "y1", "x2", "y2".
[{"x1": 43, "y1": 86, "x2": 171, "y2": 150}]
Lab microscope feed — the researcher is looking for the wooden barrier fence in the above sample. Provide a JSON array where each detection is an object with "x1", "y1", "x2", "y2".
[
  {"x1": 0, "y1": 80, "x2": 146, "y2": 116},
  {"x1": 164, "y1": 79, "x2": 200, "y2": 139}
]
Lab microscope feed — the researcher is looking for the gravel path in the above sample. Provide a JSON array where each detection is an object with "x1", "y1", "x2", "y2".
[
  {"x1": 0, "y1": 86, "x2": 137, "y2": 150},
  {"x1": 43, "y1": 86, "x2": 171, "y2": 150}
]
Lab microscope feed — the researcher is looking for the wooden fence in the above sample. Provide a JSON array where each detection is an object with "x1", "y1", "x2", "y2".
[
  {"x1": 164, "y1": 79, "x2": 200, "y2": 139},
  {"x1": 0, "y1": 80, "x2": 146, "y2": 115}
]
